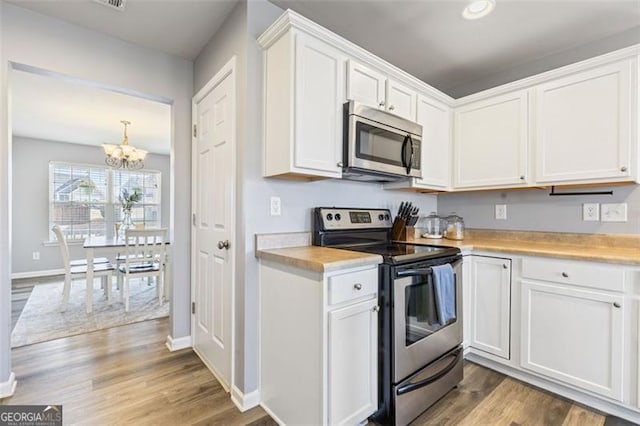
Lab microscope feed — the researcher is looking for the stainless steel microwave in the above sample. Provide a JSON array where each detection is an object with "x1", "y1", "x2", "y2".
[{"x1": 342, "y1": 100, "x2": 422, "y2": 181}]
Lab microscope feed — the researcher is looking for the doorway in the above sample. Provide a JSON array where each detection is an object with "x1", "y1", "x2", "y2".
[{"x1": 8, "y1": 64, "x2": 174, "y2": 347}]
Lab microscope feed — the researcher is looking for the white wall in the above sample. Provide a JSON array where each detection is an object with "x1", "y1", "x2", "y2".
[
  {"x1": 438, "y1": 184, "x2": 640, "y2": 234},
  {"x1": 193, "y1": 0, "x2": 438, "y2": 395},
  {"x1": 0, "y1": 1, "x2": 193, "y2": 386},
  {"x1": 11, "y1": 137, "x2": 170, "y2": 274}
]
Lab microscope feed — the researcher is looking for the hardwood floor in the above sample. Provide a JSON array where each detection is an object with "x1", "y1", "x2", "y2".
[
  {"x1": 1, "y1": 317, "x2": 632, "y2": 425},
  {"x1": 1, "y1": 318, "x2": 272, "y2": 425}
]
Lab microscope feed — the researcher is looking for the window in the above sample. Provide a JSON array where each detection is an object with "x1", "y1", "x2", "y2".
[{"x1": 49, "y1": 162, "x2": 161, "y2": 241}]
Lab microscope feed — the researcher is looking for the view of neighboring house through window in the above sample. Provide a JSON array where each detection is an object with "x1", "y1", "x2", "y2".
[{"x1": 49, "y1": 162, "x2": 161, "y2": 241}]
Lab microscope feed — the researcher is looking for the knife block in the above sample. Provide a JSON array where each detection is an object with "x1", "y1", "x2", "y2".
[
  {"x1": 391, "y1": 217, "x2": 406, "y2": 241},
  {"x1": 403, "y1": 226, "x2": 415, "y2": 242}
]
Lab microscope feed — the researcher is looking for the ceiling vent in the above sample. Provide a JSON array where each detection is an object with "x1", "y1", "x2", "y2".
[{"x1": 93, "y1": 0, "x2": 126, "y2": 12}]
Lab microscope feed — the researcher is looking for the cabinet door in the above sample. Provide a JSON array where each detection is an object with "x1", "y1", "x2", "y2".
[
  {"x1": 521, "y1": 280, "x2": 624, "y2": 401},
  {"x1": 469, "y1": 256, "x2": 511, "y2": 359},
  {"x1": 328, "y1": 298, "x2": 378, "y2": 426},
  {"x1": 415, "y1": 95, "x2": 451, "y2": 190},
  {"x1": 386, "y1": 79, "x2": 417, "y2": 121},
  {"x1": 454, "y1": 90, "x2": 529, "y2": 189},
  {"x1": 294, "y1": 32, "x2": 345, "y2": 177},
  {"x1": 346, "y1": 60, "x2": 386, "y2": 110},
  {"x1": 535, "y1": 60, "x2": 633, "y2": 184}
]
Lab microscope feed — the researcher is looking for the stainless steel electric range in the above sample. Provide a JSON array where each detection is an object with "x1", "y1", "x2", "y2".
[{"x1": 313, "y1": 207, "x2": 464, "y2": 426}]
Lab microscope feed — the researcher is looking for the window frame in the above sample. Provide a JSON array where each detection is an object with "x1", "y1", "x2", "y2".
[{"x1": 48, "y1": 161, "x2": 162, "y2": 242}]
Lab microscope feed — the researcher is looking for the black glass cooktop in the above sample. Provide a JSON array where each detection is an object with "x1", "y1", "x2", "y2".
[{"x1": 340, "y1": 243, "x2": 460, "y2": 264}]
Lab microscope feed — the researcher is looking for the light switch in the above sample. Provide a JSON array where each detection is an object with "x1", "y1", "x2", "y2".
[{"x1": 601, "y1": 203, "x2": 627, "y2": 222}]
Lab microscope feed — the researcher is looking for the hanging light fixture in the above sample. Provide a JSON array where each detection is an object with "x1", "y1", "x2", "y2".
[{"x1": 103, "y1": 120, "x2": 148, "y2": 170}]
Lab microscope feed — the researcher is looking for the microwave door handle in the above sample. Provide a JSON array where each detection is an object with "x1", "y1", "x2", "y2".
[{"x1": 402, "y1": 135, "x2": 413, "y2": 175}]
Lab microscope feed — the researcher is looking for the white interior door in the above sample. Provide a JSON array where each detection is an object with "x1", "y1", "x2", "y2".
[{"x1": 192, "y1": 63, "x2": 235, "y2": 389}]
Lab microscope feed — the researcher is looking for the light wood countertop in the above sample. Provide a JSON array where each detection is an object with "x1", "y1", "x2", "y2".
[
  {"x1": 256, "y1": 246, "x2": 382, "y2": 273},
  {"x1": 407, "y1": 229, "x2": 640, "y2": 266}
]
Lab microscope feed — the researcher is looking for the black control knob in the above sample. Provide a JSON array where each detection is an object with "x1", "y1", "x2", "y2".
[
  {"x1": 378, "y1": 214, "x2": 384, "y2": 221},
  {"x1": 326, "y1": 213, "x2": 333, "y2": 221},
  {"x1": 335, "y1": 213, "x2": 341, "y2": 221},
  {"x1": 384, "y1": 214, "x2": 390, "y2": 220}
]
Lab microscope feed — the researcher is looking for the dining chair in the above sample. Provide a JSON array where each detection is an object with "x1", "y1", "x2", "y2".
[
  {"x1": 51, "y1": 225, "x2": 115, "y2": 312},
  {"x1": 116, "y1": 228, "x2": 168, "y2": 312}
]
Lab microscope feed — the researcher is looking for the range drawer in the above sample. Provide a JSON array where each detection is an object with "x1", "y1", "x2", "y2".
[
  {"x1": 328, "y1": 268, "x2": 377, "y2": 305},
  {"x1": 521, "y1": 257, "x2": 624, "y2": 292}
]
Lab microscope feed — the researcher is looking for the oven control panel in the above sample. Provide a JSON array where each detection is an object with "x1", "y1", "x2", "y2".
[{"x1": 315, "y1": 207, "x2": 392, "y2": 230}]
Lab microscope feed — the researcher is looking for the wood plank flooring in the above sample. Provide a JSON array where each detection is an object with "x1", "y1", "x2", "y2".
[{"x1": 1, "y1": 316, "x2": 634, "y2": 425}]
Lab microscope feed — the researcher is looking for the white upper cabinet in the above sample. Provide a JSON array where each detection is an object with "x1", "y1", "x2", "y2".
[
  {"x1": 263, "y1": 30, "x2": 345, "y2": 179},
  {"x1": 453, "y1": 90, "x2": 529, "y2": 189},
  {"x1": 386, "y1": 79, "x2": 417, "y2": 121},
  {"x1": 346, "y1": 60, "x2": 386, "y2": 110},
  {"x1": 415, "y1": 95, "x2": 451, "y2": 189},
  {"x1": 534, "y1": 60, "x2": 636, "y2": 184},
  {"x1": 347, "y1": 60, "x2": 418, "y2": 121}
]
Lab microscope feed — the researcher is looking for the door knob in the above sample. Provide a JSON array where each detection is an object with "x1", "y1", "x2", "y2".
[
  {"x1": 379, "y1": 101, "x2": 385, "y2": 107},
  {"x1": 620, "y1": 166, "x2": 628, "y2": 172},
  {"x1": 217, "y1": 240, "x2": 230, "y2": 250},
  {"x1": 389, "y1": 105, "x2": 395, "y2": 111},
  {"x1": 373, "y1": 305, "x2": 380, "y2": 312},
  {"x1": 354, "y1": 283, "x2": 363, "y2": 290}
]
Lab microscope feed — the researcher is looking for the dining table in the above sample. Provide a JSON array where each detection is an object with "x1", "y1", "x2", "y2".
[{"x1": 83, "y1": 236, "x2": 171, "y2": 314}]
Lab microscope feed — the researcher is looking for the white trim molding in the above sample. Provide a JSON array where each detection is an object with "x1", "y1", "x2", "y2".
[
  {"x1": 11, "y1": 268, "x2": 64, "y2": 280},
  {"x1": 165, "y1": 334, "x2": 191, "y2": 352},
  {"x1": 231, "y1": 385, "x2": 260, "y2": 413},
  {"x1": 0, "y1": 372, "x2": 17, "y2": 398}
]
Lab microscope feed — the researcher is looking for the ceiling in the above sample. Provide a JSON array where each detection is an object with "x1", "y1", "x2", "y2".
[
  {"x1": 7, "y1": 0, "x2": 238, "y2": 60},
  {"x1": 271, "y1": 0, "x2": 640, "y2": 97},
  {"x1": 12, "y1": 69, "x2": 172, "y2": 155}
]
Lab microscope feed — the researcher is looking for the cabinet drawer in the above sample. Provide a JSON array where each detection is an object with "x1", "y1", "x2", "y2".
[
  {"x1": 329, "y1": 268, "x2": 378, "y2": 305},
  {"x1": 521, "y1": 258, "x2": 624, "y2": 292}
]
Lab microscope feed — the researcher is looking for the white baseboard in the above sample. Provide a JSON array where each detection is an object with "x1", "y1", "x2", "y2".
[
  {"x1": 165, "y1": 334, "x2": 191, "y2": 352},
  {"x1": 231, "y1": 385, "x2": 260, "y2": 412},
  {"x1": 0, "y1": 372, "x2": 17, "y2": 398},
  {"x1": 11, "y1": 269, "x2": 64, "y2": 280}
]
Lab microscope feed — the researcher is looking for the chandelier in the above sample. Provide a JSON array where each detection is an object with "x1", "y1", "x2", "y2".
[{"x1": 103, "y1": 120, "x2": 148, "y2": 170}]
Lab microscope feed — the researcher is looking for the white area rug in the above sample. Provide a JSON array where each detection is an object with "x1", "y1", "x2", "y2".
[{"x1": 11, "y1": 279, "x2": 169, "y2": 347}]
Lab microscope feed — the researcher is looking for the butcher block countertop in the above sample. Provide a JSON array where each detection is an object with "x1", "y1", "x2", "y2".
[
  {"x1": 407, "y1": 229, "x2": 640, "y2": 266},
  {"x1": 256, "y1": 245, "x2": 382, "y2": 273}
]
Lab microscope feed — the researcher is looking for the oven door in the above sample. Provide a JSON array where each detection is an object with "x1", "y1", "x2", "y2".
[
  {"x1": 392, "y1": 258, "x2": 462, "y2": 382},
  {"x1": 348, "y1": 113, "x2": 422, "y2": 179}
]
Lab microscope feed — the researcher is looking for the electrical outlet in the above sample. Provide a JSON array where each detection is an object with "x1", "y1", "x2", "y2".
[
  {"x1": 495, "y1": 204, "x2": 507, "y2": 220},
  {"x1": 270, "y1": 196, "x2": 281, "y2": 216},
  {"x1": 32, "y1": 251, "x2": 40, "y2": 261},
  {"x1": 601, "y1": 203, "x2": 627, "y2": 222},
  {"x1": 582, "y1": 203, "x2": 599, "y2": 221}
]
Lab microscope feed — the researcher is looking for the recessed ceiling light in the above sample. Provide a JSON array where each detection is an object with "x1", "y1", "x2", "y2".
[{"x1": 462, "y1": 0, "x2": 496, "y2": 20}]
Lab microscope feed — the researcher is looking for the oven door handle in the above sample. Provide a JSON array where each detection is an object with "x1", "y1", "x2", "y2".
[
  {"x1": 396, "y1": 267, "x2": 432, "y2": 278},
  {"x1": 396, "y1": 348, "x2": 463, "y2": 396}
]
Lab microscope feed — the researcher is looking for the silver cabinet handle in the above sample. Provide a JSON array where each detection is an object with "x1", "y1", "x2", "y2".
[
  {"x1": 561, "y1": 272, "x2": 568, "y2": 278},
  {"x1": 621, "y1": 166, "x2": 628, "y2": 172},
  {"x1": 217, "y1": 240, "x2": 230, "y2": 250},
  {"x1": 373, "y1": 305, "x2": 380, "y2": 312},
  {"x1": 389, "y1": 105, "x2": 395, "y2": 111},
  {"x1": 337, "y1": 162, "x2": 344, "y2": 168},
  {"x1": 354, "y1": 283, "x2": 363, "y2": 290},
  {"x1": 378, "y1": 101, "x2": 385, "y2": 107},
  {"x1": 502, "y1": 264, "x2": 508, "y2": 269},
  {"x1": 613, "y1": 302, "x2": 621, "y2": 308}
]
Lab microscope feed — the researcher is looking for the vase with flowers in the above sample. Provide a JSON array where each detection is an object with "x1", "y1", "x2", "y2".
[{"x1": 118, "y1": 188, "x2": 141, "y2": 238}]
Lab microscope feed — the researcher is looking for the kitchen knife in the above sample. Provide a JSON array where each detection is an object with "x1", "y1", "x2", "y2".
[{"x1": 397, "y1": 202, "x2": 404, "y2": 218}]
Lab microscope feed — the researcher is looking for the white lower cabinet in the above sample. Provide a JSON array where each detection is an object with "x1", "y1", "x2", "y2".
[
  {"x1": 520, "y1": 279, "x2": 624, "y2": 401},
  {"x1": 468, "y1": 255, "x2": 511, "y2": 359},
  {"x1": 259, "y1": 261, "x2": 379, "y2": 425},
  {"x1": 328, "y1": 298, "x2": 378, "y2": 425}
]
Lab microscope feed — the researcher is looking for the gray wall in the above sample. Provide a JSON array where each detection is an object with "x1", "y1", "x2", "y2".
[
  {"x1": 11, "y1": 137, "x2": 170, "y2": 274},
  {"x1": 1, "y1": 1, "x2": 193, "y2": 385},
  {"x1": 438, "y1": 184, "x2": 640, "y2": 235},
  {"x1": 193, "y1": 0, "x2": 439, "y2": 394}
]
